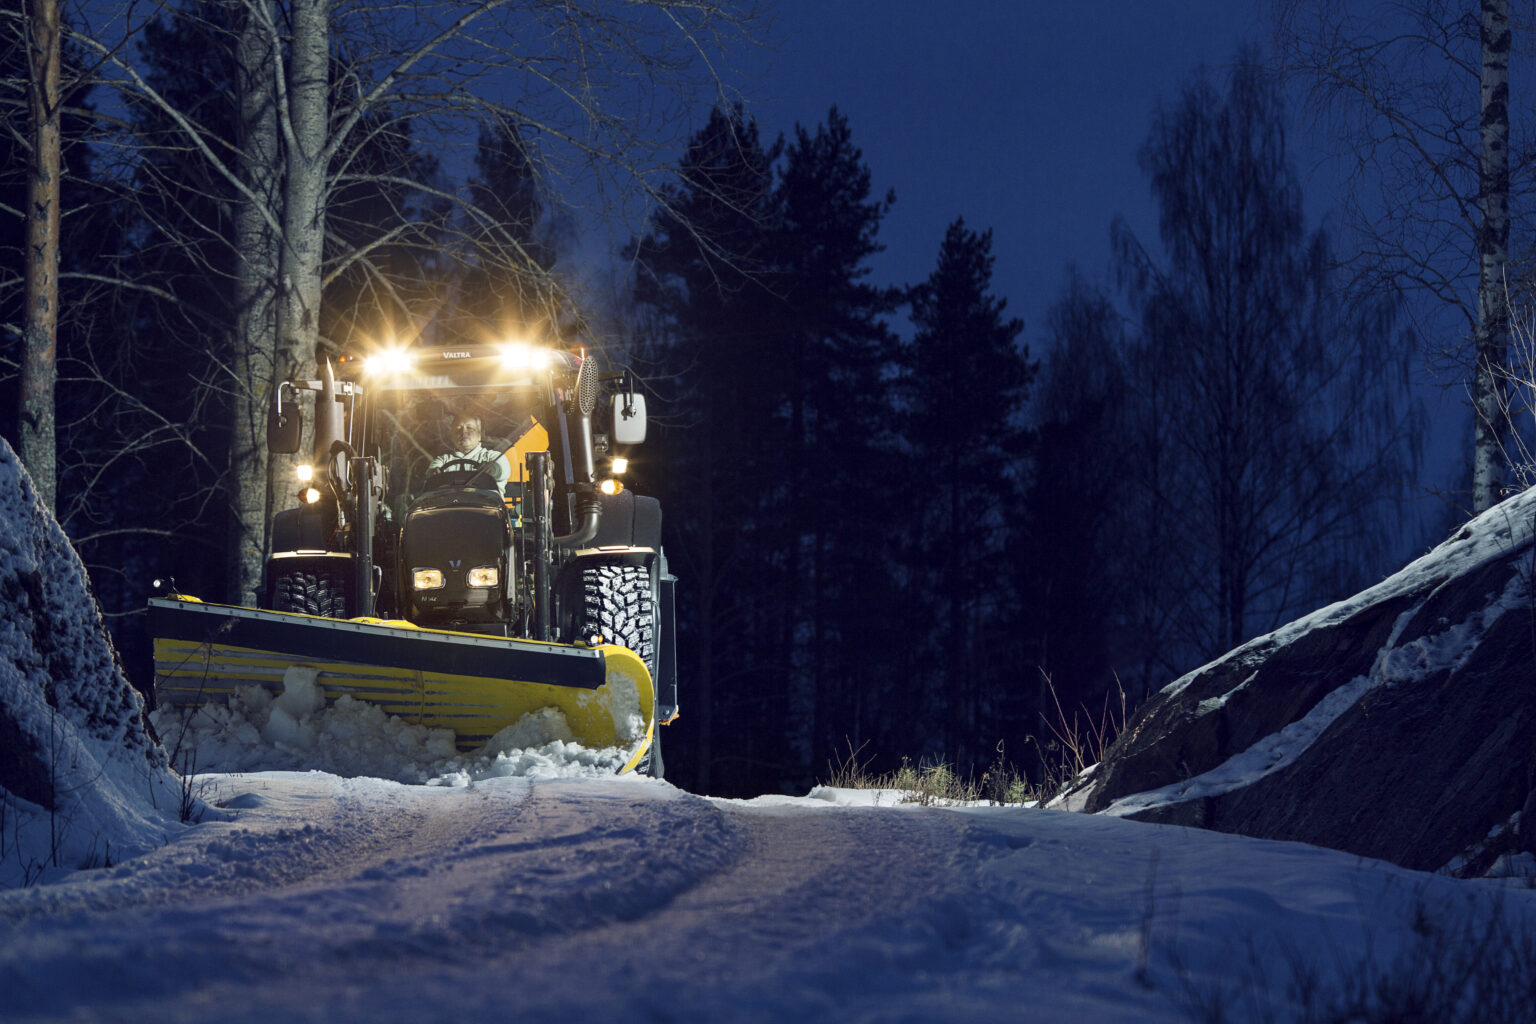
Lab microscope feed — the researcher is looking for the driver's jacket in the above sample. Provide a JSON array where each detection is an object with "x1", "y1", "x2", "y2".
[{"x1": 428, "y1": 444, "x2": 510, "y2": 488}]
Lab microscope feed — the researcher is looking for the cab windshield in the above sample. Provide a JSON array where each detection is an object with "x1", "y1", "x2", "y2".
[{"x1": 374, "y1": 388, "x2": 550, "y2": 514}]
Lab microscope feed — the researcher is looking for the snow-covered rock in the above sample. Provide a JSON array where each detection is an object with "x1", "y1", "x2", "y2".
[
  {"x1": 1068, "y1": 488, "x2": 1536, "y2": 875},
  {"x1": 0, "y1": 440, "x2": 185, "y2": 888}
]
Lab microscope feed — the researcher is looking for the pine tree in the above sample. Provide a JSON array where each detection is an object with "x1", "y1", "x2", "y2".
[
  {"x1": 451, "y1": 120, "x2": 562, "y2": 337},
  {"x1": 1018, "y1": 270, "x2": 1130, "y2": 714}
]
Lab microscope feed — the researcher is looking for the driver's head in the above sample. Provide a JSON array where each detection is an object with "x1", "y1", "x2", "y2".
[{"x1": 449, "y1": 412, "x2": 483, "y2": 454}]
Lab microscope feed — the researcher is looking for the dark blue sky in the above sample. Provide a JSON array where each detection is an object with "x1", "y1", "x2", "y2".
[
  {"x1": 734, "y1": 1, "x2": 1467, "y2": 503},
  {"x1": 739, "y1": 1, "x2": 1265, "y2": 339}
]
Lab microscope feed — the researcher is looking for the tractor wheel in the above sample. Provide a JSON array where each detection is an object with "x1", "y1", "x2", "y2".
[
  {"x1": 567, "y1": 563, "x2": 656, "y2": 668},
  {"x1": 565, "y1": 562, "x2": 661, "y2": 777},
  {"x1": 272, "y1": 566, "x2": 350, "y2": 618}
]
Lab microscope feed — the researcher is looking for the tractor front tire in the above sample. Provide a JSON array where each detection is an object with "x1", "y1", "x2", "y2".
[
  {"x1": 567, "y1": 563, "x2": 656, "y2": 668},
  {"x1": 565, "y1": 562, "x2": 661, "y2": 777}
]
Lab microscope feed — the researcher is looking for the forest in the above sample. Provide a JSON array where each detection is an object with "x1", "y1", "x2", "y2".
[{"x1": 1, "y1": 2, "x2": 1519, "y2": 796}]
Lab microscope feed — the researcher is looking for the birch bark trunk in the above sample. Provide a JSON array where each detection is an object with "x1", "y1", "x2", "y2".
[
  {"x1": 1472, "y1": 0, "x2": 1511, "y2": 513},
  {"x1": 228, "y1": 0, "x2": 282, "y2": 603},
  {"x1": 274, "y1": 0, "x2": 328, "y2": 461},
  {"x1": 20, "y1": 0, "x2": 61, "y2": 508}
]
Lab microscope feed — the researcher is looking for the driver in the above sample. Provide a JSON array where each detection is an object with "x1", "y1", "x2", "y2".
[{"x1": 428, "y1": 410, "x2": 511, "y2": 488}]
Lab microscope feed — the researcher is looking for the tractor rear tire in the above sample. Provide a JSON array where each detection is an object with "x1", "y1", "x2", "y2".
[{"x1": 272, "y1": 567, "x2": 350, "y2": 618}]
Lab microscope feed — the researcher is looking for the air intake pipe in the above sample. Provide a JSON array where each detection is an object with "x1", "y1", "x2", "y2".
[{"x1": 553, "y1": 488, "x2": 602, "y2": 549}]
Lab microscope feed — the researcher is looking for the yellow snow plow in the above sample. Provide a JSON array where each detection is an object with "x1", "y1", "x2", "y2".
[
  {"x1": 150, "y1": 340, "x2": 677, "y2": 776},
  {"x1": 149, "y1": 598, "x2": 656, "y2": 770}
]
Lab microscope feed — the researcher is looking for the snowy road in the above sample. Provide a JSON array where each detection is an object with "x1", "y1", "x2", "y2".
[{"x1": 4, "y1": 773, "x2": 1535, "y2": 1022}]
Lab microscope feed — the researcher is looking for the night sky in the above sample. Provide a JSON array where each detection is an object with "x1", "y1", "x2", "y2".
[
  {"x1": 735, "y1": 1, "x2": 1468, "y2": 503},
  {"x1": 741, "y1": 2, "x2": 1264, "y2": 336}
]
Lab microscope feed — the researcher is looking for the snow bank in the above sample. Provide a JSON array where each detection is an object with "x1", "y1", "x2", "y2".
[{"x1": 0, "y1": 441, "x2": 185, "y2": 888}]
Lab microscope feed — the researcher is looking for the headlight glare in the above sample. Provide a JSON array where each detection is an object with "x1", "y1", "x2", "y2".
[
  {"x1": 365, "y1": 348, "x2": 414, "y2": 375},
  {"x1": 499, "y1": 342, "x2": 553, "y2": 373}
]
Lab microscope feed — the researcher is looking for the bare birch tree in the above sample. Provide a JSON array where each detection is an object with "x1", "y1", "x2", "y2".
[
  {"x1": 68, "y1": 0, "x2": 759, "y2": 603},
  {"x1": 1475, "y1": 0, "x2": 1512, "y2": 511},
  {"x1": 228, "y1": 0, "x2": 281, "y2": 600},
  {"x1": 20, "y1": 0, "x2": 61, "y2": 508},
  {"x1": 1272, "y1": 0, "x2": 1519, "y2": 513},
  {"x1": 1115, "y1": 56, "x2": 1420, "y2": 658}
]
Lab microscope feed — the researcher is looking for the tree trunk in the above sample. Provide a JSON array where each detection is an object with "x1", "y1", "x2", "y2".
[
  {"x1": 229, "y1": 0, "x2": 282, "y2": 604},
  {"x1": 277, "y1": 0, "x2": 328, "y2": 426},
  {"x1": 1472, "y1": 0, "x2": 1511, "y2": 513},
  {"x1": 696, "y1": 381, "x2": 715, "y2": 794},
  {"x1": 250, "y1": 0, "x2": 329, "y2": 603},
  {"x1": 20, "y1": 0, "x2": 61, "y2": 508}
]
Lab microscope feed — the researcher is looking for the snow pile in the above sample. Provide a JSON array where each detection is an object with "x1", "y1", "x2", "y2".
[
  {"x1": 577, "y1": 663, "x2": 647, "y2": 745},
  {"x1": 150, "y1": 666, "x2": 637, "y2": 785},
  {"x1": 0, "y1": 440, "x2": 185, "y2": 888}
]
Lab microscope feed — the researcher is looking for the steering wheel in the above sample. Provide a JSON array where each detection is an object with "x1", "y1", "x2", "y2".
[{"x1": 423, "y1": 457, "x2": 497, "y2": 491}]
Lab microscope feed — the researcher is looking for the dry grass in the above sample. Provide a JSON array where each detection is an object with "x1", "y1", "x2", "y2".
[{"x1": 820, "y1": 673, "x2": 1127, "y2": 807}]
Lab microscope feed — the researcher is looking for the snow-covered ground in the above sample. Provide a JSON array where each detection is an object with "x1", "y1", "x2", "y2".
[{"x1": 3, "y1": 766, "x2": 1535, "y2": 1023}]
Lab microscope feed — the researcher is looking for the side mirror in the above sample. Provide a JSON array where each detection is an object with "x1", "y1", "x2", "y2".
[
  {"x1": 612, "y1": 392, "x2": 647, "y2": 445},
  {"x1": 267, "y1": 384, "x2": 302, "y2": 454}
]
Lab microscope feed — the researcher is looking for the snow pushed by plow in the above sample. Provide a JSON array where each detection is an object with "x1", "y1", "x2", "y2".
[{"x1": 150, "y1": 664, "x2": 644, "y2": 785}]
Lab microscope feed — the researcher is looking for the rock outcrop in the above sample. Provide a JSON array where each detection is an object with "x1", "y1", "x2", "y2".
[{"x1": 1067, "y1": 490, "x2": 1536, "y2": 875}]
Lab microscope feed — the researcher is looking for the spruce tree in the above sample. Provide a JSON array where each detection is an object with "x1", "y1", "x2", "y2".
[
  {"x1": 901, "y1": 218, "x2": 1034, "y2": 770},
  {"x1": 772, "y1": 108, "x2": 904, "y2": 775},
  {"x1": 629, "y1": 105, "x2": 783, "y2": 794}
]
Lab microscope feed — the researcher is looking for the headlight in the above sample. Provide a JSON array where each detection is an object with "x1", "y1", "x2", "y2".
[
  {"x1": 610, "y1": 456, "x2": 628, "y2": 475},
  {"x1": 413, "y1": 568, "x2": 445, "y2": 590},
  {"x1": 598, "y1": 477, "x2": 624, "y2": 496},
  {"x1": 296, "y1": 463, "x2": 314, "y2": 482},
  {"x1": 365, "y1": 348, "x2": 415, "y2": 375},
  {"x1": 466, "y1": 566, "x2": 499, "y2": 588},
  {"x1": 300, "y1": 487, "x2": 322, "y2": 504}
]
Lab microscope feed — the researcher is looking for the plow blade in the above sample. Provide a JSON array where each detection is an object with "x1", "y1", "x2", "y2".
[{"x1": 148, "y1": 598, "x2": 654, "y2": 771}]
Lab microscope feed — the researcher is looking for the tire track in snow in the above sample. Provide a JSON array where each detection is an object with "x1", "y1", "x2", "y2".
[{"x1": 0, "y1": 779, "x2": 991, "y2": 1024}]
